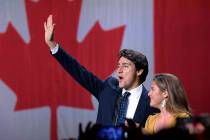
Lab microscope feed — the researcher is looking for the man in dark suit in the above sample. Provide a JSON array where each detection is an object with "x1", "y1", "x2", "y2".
[{"x1": 44, "y1": 15, "x2": 157, "y2": 127}]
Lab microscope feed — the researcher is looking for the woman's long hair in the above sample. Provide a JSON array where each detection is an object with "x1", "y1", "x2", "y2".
[{"x1": 153, "y1": 73, "x2": 192, "y2": 115}]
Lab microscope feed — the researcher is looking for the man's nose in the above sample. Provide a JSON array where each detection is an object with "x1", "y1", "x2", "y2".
[{"x1": 117, "y1": 66, "x2": 123, "y2": 73}]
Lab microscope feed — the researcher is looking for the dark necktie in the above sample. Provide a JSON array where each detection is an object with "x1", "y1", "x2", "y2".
[{"x1": 116, "y1": 91, "x2": 131, "y2": 126}]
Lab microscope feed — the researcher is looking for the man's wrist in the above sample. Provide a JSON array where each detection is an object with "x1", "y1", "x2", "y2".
[
  {"x1": 50, "y1": 43, "x2": 59, "y2": 54},
  {"x1": 47, "y1": 41, "x2": 56, "y2": 50}
]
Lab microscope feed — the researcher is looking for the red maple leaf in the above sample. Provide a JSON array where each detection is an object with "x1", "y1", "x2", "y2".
[{"x1": 0, "y1": 0, "x2": 125, "y2": 140}]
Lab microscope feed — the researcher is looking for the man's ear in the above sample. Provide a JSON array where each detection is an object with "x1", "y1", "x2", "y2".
[{"x1": 137, "y1": 69, "x2": 144, "y2": 76}]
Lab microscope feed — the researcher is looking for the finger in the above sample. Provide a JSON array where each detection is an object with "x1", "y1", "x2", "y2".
[
  {"x1": 85, "y1": 122, "x2": 92, "y2": 132},
  {"x1": 44, "y1": 22, "x2": 47, "y2": 31},
  {"x1": 79, "y1": 123, "x2": 84, "y2": 134},
  {"x1": 51, "y1": 23, "x2": 56, "y2": 32},
  {"x1": 47, "y1": 14, "x2": 53, "y2": 28}
]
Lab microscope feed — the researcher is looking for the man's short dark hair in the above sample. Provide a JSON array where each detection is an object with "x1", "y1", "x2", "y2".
[{"x1": 119, "y1": 49, "x2": 148, "y2": 83}]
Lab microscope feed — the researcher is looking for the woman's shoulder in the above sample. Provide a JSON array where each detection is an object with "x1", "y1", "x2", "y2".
[
  {"x1": 143, "y1": 114, "x2": 159, "y2": 134},
  {"x1": 174, "y1": 112, "x2": 190, "y2": 118},
  {"x1": 145, "y1": 113, "x2": 159, "y2": 125}
]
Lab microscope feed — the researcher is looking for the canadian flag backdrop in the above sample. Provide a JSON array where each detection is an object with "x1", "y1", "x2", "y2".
[{"x1": 0, "y1": 0, "x2": 209, "y2": 140}]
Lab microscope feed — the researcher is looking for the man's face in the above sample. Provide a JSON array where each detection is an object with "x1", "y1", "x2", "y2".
[{"x1": 116, "y1": 57, "x2": 140, "y2": 90}]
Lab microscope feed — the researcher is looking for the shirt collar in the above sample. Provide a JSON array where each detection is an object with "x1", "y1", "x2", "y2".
[{"x1": 122, "y1": 84, "x2": 143, "y2": 99}]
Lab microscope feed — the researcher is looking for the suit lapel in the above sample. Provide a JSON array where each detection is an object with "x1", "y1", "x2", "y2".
[{"x1": 133, "y1": 85, "x2": 149, "y2": 123}]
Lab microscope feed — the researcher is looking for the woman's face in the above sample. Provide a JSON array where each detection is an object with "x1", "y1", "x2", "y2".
[{"x1": 148, "y1": 81, "x2": 164, "y2": 109}]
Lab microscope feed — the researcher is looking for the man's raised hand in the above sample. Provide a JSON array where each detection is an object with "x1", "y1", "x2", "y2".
[{"x1": 44, "y1": 14, "x2": 56, "y2": 49}]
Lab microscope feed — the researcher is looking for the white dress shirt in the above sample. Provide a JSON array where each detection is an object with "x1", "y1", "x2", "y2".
[
  {"x1": 122, "y1": 84, "x2": 143, "y2": 119},
  {"x1": 50, "y1": 44, "x2": 59, "y2": 54}
]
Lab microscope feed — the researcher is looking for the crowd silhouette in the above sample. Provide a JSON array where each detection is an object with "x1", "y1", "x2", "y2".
[{"x1": 64, "y1": 113, "x2": 210, "y2": 140}]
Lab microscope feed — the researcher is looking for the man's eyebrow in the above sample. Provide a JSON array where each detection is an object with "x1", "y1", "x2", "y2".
[{"x1": 117, "y1": 62, "x2": 132, "y2": 65}]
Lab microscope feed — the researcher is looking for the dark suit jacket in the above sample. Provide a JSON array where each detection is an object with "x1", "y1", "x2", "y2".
[{"x1": 53, "y1": 47, "x2": 157, "y2": 126}]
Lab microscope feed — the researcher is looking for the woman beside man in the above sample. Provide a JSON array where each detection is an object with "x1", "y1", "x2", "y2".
[{"x1": 143, "y1": 73, "x2": 192, "y2": 134}]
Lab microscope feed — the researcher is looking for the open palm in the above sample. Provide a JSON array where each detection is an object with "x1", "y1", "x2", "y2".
[{"x1": 44, "y1": 14, "x2": 56, "y2": 49}]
